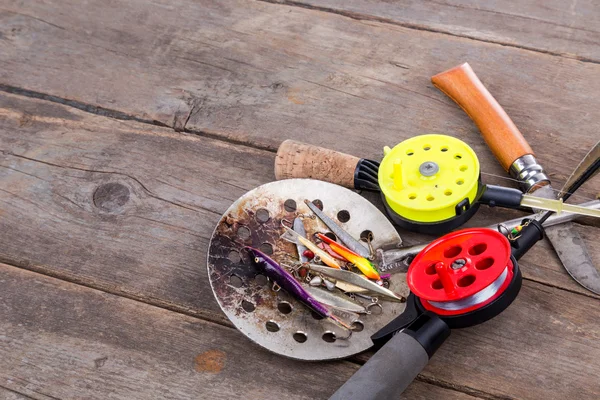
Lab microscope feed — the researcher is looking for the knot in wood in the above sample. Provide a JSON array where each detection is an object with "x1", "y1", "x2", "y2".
[{"x1": 93, "y1": 183, "x2": 130, "y2": 211}]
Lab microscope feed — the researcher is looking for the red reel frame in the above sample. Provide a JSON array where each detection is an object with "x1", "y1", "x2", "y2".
[{"x1": 408, "y1": 228, "x2": 514, "y2": 316}]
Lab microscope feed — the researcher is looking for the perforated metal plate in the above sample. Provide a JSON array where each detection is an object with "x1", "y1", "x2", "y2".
[{"x1": 207, "y1": 179, "x2": 408, "y2": 360}]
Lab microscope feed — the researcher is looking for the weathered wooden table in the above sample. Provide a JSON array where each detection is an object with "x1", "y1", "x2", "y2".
[{"x1": 1, "y1": 1, "x2": 599, "y2": 399}]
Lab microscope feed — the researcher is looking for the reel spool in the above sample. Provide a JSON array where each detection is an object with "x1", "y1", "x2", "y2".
[
  {"x1": 407, "y1": 228, "x2": 514, "y2": 318},
  {"x1": 378, "y1": 134, "x2": 481, "y2": 234}
]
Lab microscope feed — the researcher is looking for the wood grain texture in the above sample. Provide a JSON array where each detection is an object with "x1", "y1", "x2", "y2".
[
  {"x1": 0, "y1": 0, "x2": 599, "y2": 202},
  {"x1": 0, "y1": 91, "x2": 597, "y2": 311},
  {"x1": 0, "y1": 388, "x2": 33, "y2": 400},
  {"x1": 432, "y1": 63, "x2": 533, "y2": 170},
  {"x1": 2, "y1": 261, "x2": 600, "y2": 400},
  {"x1": 1, "y1": 92, "x2": 600, "y2": 399},
  {"x1": 0, "y1": 91, "x2": 274, "y2": 322},
  {"x1": 275, "y1": 140, "x2": 360, "y2": 188},
  {"x1": 1, "y1": 1, "x2": 599, "y2": 399},
  {"x1": 0, "y1": 263, "x2": 477, "y2": 400},
  {"x1": 271, "y1": 0, "x2": 600, "y2": 62}
]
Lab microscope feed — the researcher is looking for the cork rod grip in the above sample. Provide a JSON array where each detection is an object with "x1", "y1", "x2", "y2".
[
  {"x1": 431, "y1": 63, "x2": 533, "y2": 171},
  {"x1": 274, "y1": 140, "x2": 360, "y2": 189}
]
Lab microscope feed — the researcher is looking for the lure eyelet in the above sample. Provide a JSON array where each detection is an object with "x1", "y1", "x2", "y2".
[
  {"x1": 366, "y1": 302, "x2": 384, "y2": 314},
  {"x1": 281, "y1": 218, "x2": 294, "y2": 229}
]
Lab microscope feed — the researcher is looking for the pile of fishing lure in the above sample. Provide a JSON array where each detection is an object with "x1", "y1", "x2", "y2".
[{"x1": 247, "y1": 199, "x2": 405, "y2": 338}]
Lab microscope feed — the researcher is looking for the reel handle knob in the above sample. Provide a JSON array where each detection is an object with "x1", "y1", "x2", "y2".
[
  {"x1": 431, "y1": 63, "x2": 533, "y2": 173},
  {"x1": 274, "y1": 140, "x2": 380, "y2": 191}
]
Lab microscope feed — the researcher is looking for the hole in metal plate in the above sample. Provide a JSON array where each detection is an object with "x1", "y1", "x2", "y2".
[
  {"x1": 241, "y1": 300, "x2": 255, "y2": 312},
  {"x1": 293, "y1": 331, "x2": 308, "y2": 343},
  {"x1": 312, "y1": 199, "x2": 323, "y2": 210},
  {"x1": 229, "y1": 275, "x2": 243, "y2": 288},
  {"x1": 469, "y1": 243, "x2": 488, "y2": 256},
  {"x1": 323, "y1": 232, "x2": 337, "y2": 241},
  {"x1": 351, "y1": 321, "x2": 364, "y2": 332},
  {"x1": 228, "y1": 250, "x2": 241, "y2": 264},
  {"x1": 322, "y1": 331, "x2": 337, "y2": 343},
  {"x1": 254, "y1": 274, "x2": 268, "y2": 286},
  {"x1": 277, "y1": 301, "x2": 293, "y2": 314},
  {"x1": 259, "y1": 242, "x2": 274, "y2": 255},
  {"x1": 255, "y1": 208, "x2": 270, "y2": 223},
  {"x1": 425, "y1": 263, "x2": 437, "y2": 275},
  {"x1": 360, "y1": 230, "x2": 373, "y2": 242},
  {"x1": 444, "y1": 245, "x2": 462, "y2": 258},
  {"x1": 266, "y1": 320, "x2": 280, "y2": 332},
  {"x1": 476, "y1": 257, "x2": 495, "y2": 270},
  {"x1": 236, "y1": 226, "x2": 251, "y2": 240},
  {"x1": 337, "y1": 210, "x2": 350, "y2": 223},
  {"x1": 284, "y1": 199, "x2": 297, "y2": 212}
]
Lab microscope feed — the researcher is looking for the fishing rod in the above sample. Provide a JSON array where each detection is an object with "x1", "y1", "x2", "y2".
[{"x1": 275, "y1": 135, "x2": 600, "y2": 234}]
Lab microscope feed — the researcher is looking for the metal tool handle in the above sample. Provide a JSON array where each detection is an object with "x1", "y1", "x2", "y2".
[
  {"x1": 431, "y1": 63, "x2": 532, "y2": 171},
  {"x1": 329, "y1": 332, "x2": 429, "y2": 400}
]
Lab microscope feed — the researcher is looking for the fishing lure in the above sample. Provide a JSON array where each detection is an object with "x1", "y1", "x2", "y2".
[
  {"x1": 317, "y1": 241, "x2": 347, "y2": 261},
  {"x1": 306, "y1": 263, "x2": 405, "y2": 302},
  {"x1": 292, "y1": 217, "x2": 310, "y2": 263},
  {"x1": 303, "y1": 285, "x2": 368, "y2": 314},
  {"x1": 317, "y1": 233, "x2": 381, "y2": 280},
  {"x1": 304, "y1": 199, "x2": 371, "y2": 259},
  {"x1": 280, "y1": 226, "x2": 342, "y2": 269},
  {"x1": 247, "y1": 247, "x2": 358, "y2": 334}
]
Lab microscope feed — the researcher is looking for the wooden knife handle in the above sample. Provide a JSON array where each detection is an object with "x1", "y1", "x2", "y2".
[
  {"x1": 274, "y1": 140, "x2": 360, "y2": 189},
  {"x1": 431, "y1": 63, "x2": 534, "y2": 171}
]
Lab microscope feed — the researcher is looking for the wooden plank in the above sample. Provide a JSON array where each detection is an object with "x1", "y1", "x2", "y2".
[
  {"x1": 0, "y1": 91, "x2": 272, "y2": 321},
  {"x1": 0, "y1": 387, "x2": 33, "y2": 400},
  {"x1": 0, "y1": 263, "x2": 475, "y2": 400},
  {"x1": 2, "y1": 91, "x2": 600, "y2": 398},
  {"x1": 1, "y1": 0, "x2": 599, "y2": 202},
  {"x1": 3, "y1": 261, "x2": 600, "y2": 399},
  {"x1": 272, "y1": 0, "x2": 600, "y2": 62},
  {"x1": 0, "y1": 90, "x2": 598, "y2": 319}
]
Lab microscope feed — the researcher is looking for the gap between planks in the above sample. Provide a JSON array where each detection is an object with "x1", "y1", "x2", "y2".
[
  {"x1": 0, "y1": 385, "x2": 37, "y2": 400},
  {"x1": 257, "y1": 0, "x2": 600, "y2": 65},
  {"x1": 0, "y1": 84, "x2": 278, "y2": 153}
]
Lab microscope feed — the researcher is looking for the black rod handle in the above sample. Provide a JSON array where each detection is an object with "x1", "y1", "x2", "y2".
[
  {"x1": 479, "y1": 184, "x2": 523, "y2": 208},
  {"x1": 329, "y1": 331, "x2": 429, "y2": 400},
  {"x1": 330, "y1": 313, "x2": 449, "y2": 400}
]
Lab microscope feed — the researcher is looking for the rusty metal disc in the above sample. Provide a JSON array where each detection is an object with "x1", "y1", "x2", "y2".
[{"x1": 207, "y1": 179, "x2": 407, "y2": 360}]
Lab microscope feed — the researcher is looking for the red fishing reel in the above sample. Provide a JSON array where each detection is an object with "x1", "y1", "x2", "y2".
[
  {"x1": 408, "y1": 228, "x2": 514, "y2": 316},
  {"x1": 371, "y1": 224, "x2": 542, "y2": 348}
]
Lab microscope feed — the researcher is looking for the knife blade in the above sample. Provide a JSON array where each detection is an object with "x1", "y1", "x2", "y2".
[
  {"x1": 545, "y1": 223, "x2": 600, "y2": 294},
  {"x1": 539, "y1": 142, "x2": 600, "y2": 294}
]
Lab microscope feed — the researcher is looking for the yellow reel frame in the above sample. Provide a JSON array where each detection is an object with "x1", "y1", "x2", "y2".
[{"x1": 378, "y1": 134, "x2": 481, "y2": 233}]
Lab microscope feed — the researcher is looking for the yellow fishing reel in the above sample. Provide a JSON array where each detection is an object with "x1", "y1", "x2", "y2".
[{"x1": 378, "y1": 134, "x2": 481, "y2": 234}]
